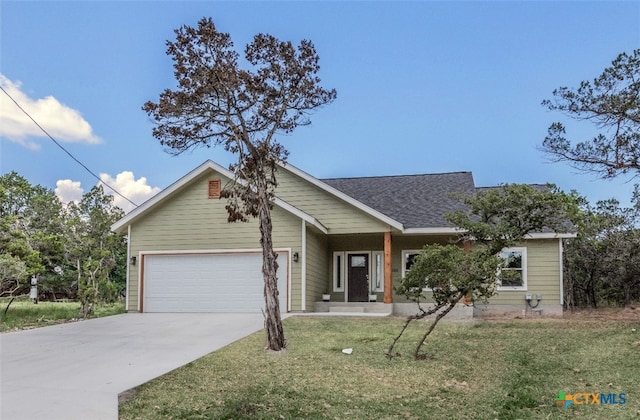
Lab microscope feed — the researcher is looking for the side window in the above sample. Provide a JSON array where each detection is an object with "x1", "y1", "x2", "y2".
[
  {"x1": 371, "y1": 251, "x2": 384, "y2": 292},
  {"x1": 498, "y1": 247, "x2": 527, "y2": 290},
  {"x1": 333, "y1": 252, "x2": 345, "y2": 292}
]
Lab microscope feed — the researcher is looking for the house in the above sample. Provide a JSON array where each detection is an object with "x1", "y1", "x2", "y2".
[{"x1": 111, "y1": 160, "x2": 573, "y2": 317}]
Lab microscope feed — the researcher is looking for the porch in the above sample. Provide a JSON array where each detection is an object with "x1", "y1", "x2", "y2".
[{"x1": 312, "y1": 301, "x2": 474, "y2": 319}]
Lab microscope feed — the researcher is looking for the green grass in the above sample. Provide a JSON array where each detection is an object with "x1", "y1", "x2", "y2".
[
  {"x1": 119, "y1": 316, "x2": 640, "y2": 419},
  {"x1": 0, "y1": 297, "x2": 125, "y2": 332}
]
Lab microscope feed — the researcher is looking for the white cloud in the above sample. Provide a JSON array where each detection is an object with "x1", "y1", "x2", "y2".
[
  {"x1": 55, "y1": 179, "x2": 84, "y2": 205},
  {"x1": 99, "y1": 171, "x2": 161, "y2": 214},
  {"x1": 54, "y1": 172, "x2": 161, "y2": 214},
  {"x1": 0, "y1": 74, "x2": 101, "y2": 149}
]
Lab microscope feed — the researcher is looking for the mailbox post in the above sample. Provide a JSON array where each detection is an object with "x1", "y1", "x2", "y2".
[{"x1": 30, "y1": 275, "x2": 38, "y2": 304}]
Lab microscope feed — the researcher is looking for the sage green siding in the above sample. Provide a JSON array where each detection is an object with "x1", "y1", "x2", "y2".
[
  {"x1": 127, "y1": 170, "x2": 302, "y2": 312},
  {"x1": 275, "y1": 167, "x2": 391, "y2": 234},
  {"x1": 489, "y1": 239, "x2": 561, "y2": 305},
  {"x1": 387, "y1": 237, "x2": 561, "y2": 305},
  {"x1": 304, "y1": 226, "x2": 329, "y2": 310}
]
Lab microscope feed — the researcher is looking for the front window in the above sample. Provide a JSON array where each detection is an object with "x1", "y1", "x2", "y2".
[
  {"x1": 333, "y1": 252, "x2": 345, "y2": 292},
  {"x1": 402, "y1": 250, "x2": 421, "y2": 278},
  {"x1": 372, "y1": 251, "x2": 384, "y2": 292},
  {"x1": 402, "y1": 249, "x2": 432, "y2": 291},
  {"x1": 498, "y1": 247, "x2": 527, "y2": 290}
]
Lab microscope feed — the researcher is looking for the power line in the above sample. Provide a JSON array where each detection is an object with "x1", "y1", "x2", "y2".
[{"x1": 0, "y1": 85, "x2": 139, "y2": 208}]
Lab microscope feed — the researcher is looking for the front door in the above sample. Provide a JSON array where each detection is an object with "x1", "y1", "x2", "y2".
[{"x1": 348, "y1": 254, "x2": 369, "y2": 302}]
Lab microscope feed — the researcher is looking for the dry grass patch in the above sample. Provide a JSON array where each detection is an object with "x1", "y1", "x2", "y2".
[
  {"x1": 120, "y1": 315, "x2": 640, "y2": 419},
  {"x1": 0, "y1": 298, "x2": 125, "y2": 332}
]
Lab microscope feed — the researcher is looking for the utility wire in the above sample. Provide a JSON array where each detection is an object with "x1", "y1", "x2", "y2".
[{"x1": 0, "y1": 85, "x2": 139, "y2": 208}]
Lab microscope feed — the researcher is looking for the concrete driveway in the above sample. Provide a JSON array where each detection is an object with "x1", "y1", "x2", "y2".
[{"x1": 0, "y1": 313, "x2": 268, "y2": 420}]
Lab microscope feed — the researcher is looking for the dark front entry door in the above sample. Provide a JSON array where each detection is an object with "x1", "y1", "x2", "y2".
[{"x1": 348, "y1": 254, "x2": 369, "y2": 302}]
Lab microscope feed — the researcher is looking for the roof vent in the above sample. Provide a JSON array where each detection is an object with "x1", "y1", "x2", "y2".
[{"x1": 208, "y1": 180, "x2": 221, "y2": 199}]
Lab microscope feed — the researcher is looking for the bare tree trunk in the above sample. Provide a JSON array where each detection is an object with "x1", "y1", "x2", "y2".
[
  {"x1": 257, "y1": 181, "x2": 286, "y2": 351},
  {"x1": 386, "y1": 301, "x2": 447, "y2": 359},
  {"x1": 589, "y1": 272, "x2": 597, "y2": 308},
  {"x1": 565, "y1": 271, "x2": 574, "y2": 312},
  {"x1": 413, "y1": 299, "x2": 459, "y2": 359}
]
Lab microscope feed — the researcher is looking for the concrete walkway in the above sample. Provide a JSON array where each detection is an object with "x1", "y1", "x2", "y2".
[{"x1": 0, "y1": 313, "x2": 268, "y2": 420}]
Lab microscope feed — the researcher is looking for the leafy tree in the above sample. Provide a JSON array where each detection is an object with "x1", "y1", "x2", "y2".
[
  {"x1": 0, "y1": 253, "x2": 27, "y2": 297},
  {"x1": 144, "y1": 17, "x2": 336, "y2": 351},
  {"x1": 0, "y1": 172, "x2": 51, "y2": 295},
  {"x1": 388, "y1": 184, "x2": 578, "y2": 359},
  {"x1": 563, "y1": 197, "x2": 640, "y2": 308},
  {"x1": 541, "y1": 49, "x2": 640, "y2": 178},
  {"x1": 65, "y1": 186, "x2": 125, "y2": 317},
  {"x1": 0, "y1": 172, "x2": 127, "y2": 306}
]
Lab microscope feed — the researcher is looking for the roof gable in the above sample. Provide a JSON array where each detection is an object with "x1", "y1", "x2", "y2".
[
  {"x1": 111, "y1": 160, "x2": 327, "y2": 234},
  {"x1": 277, "y1": 163, "x2": 404, "y2": 231},
  {"x1": 113, "y1": 159, "x2": 571, "y2": 237}
]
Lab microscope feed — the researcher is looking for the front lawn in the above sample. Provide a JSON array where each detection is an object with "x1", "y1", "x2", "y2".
[
  {"x1": 0, "y1": 297, "x2": 125, "y2": 332},
  {"x1": 120, "y1": 315, "x2": 640, "y2": 419}
]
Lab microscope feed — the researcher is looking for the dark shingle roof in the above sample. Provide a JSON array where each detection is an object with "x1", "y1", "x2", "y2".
[{"x1": 321, "y1": 172, "x2": 476, "y2": 228}]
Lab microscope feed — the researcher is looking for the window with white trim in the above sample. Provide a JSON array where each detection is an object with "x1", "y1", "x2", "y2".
[
  {"x1": 371, "y1": 251, "x2": 384, "y2": 292},
  {"x1": 332, "y1": 252, "x2": 345, "y2": 292},
  {"x1": 498, "y1": 247, "x2": 527, "y2": 290},
  {"x1": 402, "y1": 250, "x2": 422, "y2": 279},
  {"x1": 402, "y1": 249, "x2": 431, "y2": 291}
]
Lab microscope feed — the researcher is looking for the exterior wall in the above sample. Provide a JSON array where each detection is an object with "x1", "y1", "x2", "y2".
[
  {"x1": 127, "y1": 170, "x2": 302, "y2": 312},
  {"x1": 304, "y1": 226, "x2": 329, "y2": 311},
  {"x1": 388, "y1": 236, "x2": 562, "y2": 315},
  {"x1": 477, "y1": 238, "x2": 562, "y2": 316},
  {"x1": 391, "y1": 235, "x2": 460, "y2": 303},
  {"x1": 275, "y1": 167, "x2": 391, "y2": 234}
]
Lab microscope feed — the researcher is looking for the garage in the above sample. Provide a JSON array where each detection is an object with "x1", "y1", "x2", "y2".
[{"x1": 142, "y1": 252, "x2": 288, "y2": 313}]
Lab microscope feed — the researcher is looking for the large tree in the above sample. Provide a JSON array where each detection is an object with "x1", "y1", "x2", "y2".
[
  {"x1": 541, "y1": 49, "x2": 640, "y2": 178},
  {"x1": 65, "y1": 185, "x2": 125, "y2": 317},
  {"x1": 563, "y1": 197, "x2": 640, "y2": 308},
  {"x1": 143, "y1": 18, "x2": 336, "y2": 351},
  {"x1": 388, "y1": 184, "x2": 578, "y2": 359}
]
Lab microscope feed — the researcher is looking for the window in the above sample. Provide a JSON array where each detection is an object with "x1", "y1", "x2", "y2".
[
  {"x1": 208, "y1": 180, "x2": 221, "y2": 199},
  {"x1": 351, "y1": 255, "x2": 366, "y2": 267},
  {"x1": 333, "y1": 252, "x2": 345, "y2": 292},
  {"x1": 402, "y1": 250, "x2": 421, "y2": 278},
  {"x1": 402, "y1": 249, "x2": 429, "y2": 291},
  {"x1": 498, "y1": 247, "x2": 527, "y2": 290},
  {"x1": 371, "y1": 251, "x2": 384, "y2": 292}
]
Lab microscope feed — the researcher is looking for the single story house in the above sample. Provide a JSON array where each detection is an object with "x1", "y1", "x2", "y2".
[{"x1": 111, "y1": 160, "x2": 573, "y2": 317}]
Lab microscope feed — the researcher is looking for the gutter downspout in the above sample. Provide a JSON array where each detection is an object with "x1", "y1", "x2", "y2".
[
  {"x1": 301, "y1": 220, "x2": 307, "y2": 311},
  {"x1": 559, "y1": 239, "x2": 564, "y2": 306},
  {"x1": 126, "y1": 225, "x2": 131, "y2": 312}
]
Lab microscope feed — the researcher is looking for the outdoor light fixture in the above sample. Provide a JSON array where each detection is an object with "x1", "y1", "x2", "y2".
[
  {"x1": 293, "y1": 252, "x2": 299, "y2": 262},
  {"x1": 130, "y1": 256, "x2": 137, "y2": 265}
]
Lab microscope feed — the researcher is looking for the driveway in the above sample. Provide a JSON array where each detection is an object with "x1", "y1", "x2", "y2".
[{"x1": 0, "y1": 313, "x2": 268, "y2": 420}]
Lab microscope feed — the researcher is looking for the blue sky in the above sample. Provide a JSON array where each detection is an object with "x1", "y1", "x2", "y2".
[{"x1": 1, "y1": 1, "x2": 639, "y2": 212}]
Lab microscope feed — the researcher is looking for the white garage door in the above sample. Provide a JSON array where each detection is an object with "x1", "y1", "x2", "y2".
[{"x1": 143, "y1": 253, "x2": 287, "y2": 313}]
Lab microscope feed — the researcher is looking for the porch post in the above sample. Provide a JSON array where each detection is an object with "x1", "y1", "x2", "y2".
[{"x1": 384, "y1": 231, "x2": 393, "y2": 303}]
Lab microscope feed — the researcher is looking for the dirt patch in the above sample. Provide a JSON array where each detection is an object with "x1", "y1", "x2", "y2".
[
  {"x1": 480, "y1": 306, "x2": 640, "y2": 323},
  {"x1": 118, "y1": 389, "x2": 136, "y2": 405},
  {"x1": 563, "y1": 306, "x2": 640, "y2": 322},
  {"x1": 444, "y1": 379, "x2": 470, "y2": 390}
]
